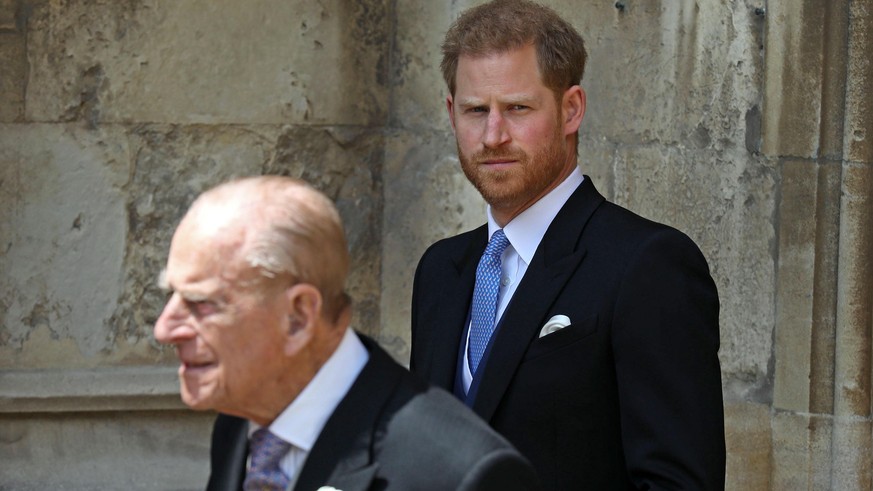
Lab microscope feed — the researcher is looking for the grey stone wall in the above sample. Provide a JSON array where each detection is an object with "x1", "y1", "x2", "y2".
[
  {"x1": 765, "y1": 0, "x2": 873, "y2": 488},
  {"x1": 1, "y1": 1, "x2": 387, "y2": 489},
  {"x1": 1, "y1": 0, "x2": 871, "y2": 489}
]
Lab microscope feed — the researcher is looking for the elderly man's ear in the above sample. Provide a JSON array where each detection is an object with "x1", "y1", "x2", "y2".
[{"x1": 282, "y1": 283, "x2": 323, "y2": 356}]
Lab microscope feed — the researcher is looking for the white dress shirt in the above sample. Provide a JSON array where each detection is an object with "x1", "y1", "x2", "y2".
[
  {"x1": 248, "y1": 327, "x2": 369, "y2": 487},
  {"x1": 462, "y1": 167, "x2": 585, "y2": 392}
]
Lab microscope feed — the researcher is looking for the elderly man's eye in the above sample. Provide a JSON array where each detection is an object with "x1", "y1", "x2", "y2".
[{"x1": 185, "y1": 299, "x2": 218, "y2": 317}]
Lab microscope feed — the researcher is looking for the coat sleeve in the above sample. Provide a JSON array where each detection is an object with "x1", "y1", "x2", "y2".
[
  {"x1": 457, "y1": 448, "x2": 542, "y2": 491},
  {"x1": 612, "y1": 228, "x2": 725, "y2": 490}
]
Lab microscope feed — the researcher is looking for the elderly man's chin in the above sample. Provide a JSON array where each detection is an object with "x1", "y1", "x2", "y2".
[
  {"x1": 180, "y1": 388, "x2": 219, "y2": 411},
  {"x1": 179, "y1": 373, "x2": 221, "y2": 411}
]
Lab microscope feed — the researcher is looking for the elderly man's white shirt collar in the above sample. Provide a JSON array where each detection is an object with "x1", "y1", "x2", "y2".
[
  {"x1": 249, "y1": 327, "x2": 368, "y2": 452},
  {"x1": 487, "y1": 167, "x2": 584, "y2": 260}
]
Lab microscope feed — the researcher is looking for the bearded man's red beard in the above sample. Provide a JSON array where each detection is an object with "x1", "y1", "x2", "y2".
[{"x1": 458, "y1": 127, "x2": 570, "y2": 213}]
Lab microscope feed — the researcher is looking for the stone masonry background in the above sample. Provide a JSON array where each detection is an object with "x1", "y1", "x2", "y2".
[{"x1": 1, "y1": 1, "x2": 871, "y2": 489}]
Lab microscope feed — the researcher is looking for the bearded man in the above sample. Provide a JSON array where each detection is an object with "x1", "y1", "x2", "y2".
[{"x1": 410, "y1": 1, "x2": 726, "y2": 489}]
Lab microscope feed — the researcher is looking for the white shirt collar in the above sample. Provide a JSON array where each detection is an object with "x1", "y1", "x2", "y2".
[
  {"x1": 487, "y1": 167, "x2": 584, "y2": 263},
  {"x1": 249, "y1": 327, "x2": 369, "y2": 452}
]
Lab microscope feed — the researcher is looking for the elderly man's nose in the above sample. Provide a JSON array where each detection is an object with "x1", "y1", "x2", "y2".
[{"x1": 153, "y1": 294, "x2": 194, "y2": 344}]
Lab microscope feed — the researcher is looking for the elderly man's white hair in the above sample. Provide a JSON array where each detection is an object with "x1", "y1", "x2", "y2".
[{"x1": 184, "y1": 175, "x2": 351, "y2": 320}]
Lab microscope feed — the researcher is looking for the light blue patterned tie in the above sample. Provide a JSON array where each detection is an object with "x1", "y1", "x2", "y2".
[
  {"x1": 469, "y1": 229, "x2": 510, "y2": 375},
  {"x1": 244, "y1": 428, "x2": 291, "y2": 491}
]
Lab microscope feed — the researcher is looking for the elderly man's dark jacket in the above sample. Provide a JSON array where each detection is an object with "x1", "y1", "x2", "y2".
[
  {"x1": 205, "y1": 334, "x2": 540, "y2": 491},
  {"x1": 411, "y1": 177, "x2": 726, "y2": 490}
]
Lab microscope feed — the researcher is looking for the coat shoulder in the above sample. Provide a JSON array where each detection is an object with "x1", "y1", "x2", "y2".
[
  {"x1": 588, "y1": 199, "x2": 707, "y2": 259},
  {"x1": 373, "y1": 359, "x2": 539, "y2": 490},
  {"x1": 416, "y1": 225, "x2": 486, "y2": 268}
]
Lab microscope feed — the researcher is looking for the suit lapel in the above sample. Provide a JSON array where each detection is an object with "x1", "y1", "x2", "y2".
[
  {"x1": 205, "y1": 413, "x2": 249, "y2": 491},
  {"x1": 292, "y1": 335, "x2": 400, "y2": 491},
  {"x1": 424, "y1": 225, "x2": 487, "y2": 389},
  {"x1": 472, "y1": 178, "x2": 605, "y2": 421}
]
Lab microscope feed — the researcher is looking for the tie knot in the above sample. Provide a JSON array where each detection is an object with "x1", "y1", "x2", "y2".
[
  {"x1": 245, "y1": 428, "x2": 292, "y2": 491},
  {"x1": 249, "y1": 428, "x2": 291, "y2": 470},
  {"x1": 485, "y1": 229, "x2": 510, "y2": 256}
]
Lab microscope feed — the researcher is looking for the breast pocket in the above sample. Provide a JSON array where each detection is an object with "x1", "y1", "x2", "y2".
[{"x1": 523, "y1": 314, "x2": 599, "y2": 362}]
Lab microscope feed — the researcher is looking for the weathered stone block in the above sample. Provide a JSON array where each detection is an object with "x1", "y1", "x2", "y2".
[
  {"x1": 24, "y1": 0, "x2": 390, "y2": 125},
  {"x1": 0, "y1": 0, "x2": 14, "y2": 30},
  {"x1": 844, "y1": 0, "x2": 872, "y2": 164},
  {"x1": 807, "y1": 162, "x2": 842, "y2": 415},
  {"x1": 773, "y1": 159, "x2": 818, "y2": 412},
  {"x1": 0, "y1": 124, "x2": 130, "y2": 368},
  {"x1": 574, "y1": 1, "x2": 763, "y2": 152},
  {"x1": 0, "y1": 0, "x2": 22, "y2": 122},
  {"x1": 577, "y1": 134, "x2": 617, "y2": 201},
  {"x1": 831, "y1": 417, "x2": 873, "y2": 490},
  {"x1": 816, "y1": 0, "x2": 852, "y2": 160},
  {"x1": 0, "y1": 410, "x2": 212, "y2": 490},
  {"x1": 724, "y1": 402, "x2": 771, "y2": 491},
  {"x1": 761, "y1": 0, "x2": 829, "y2": 158},
  {"x1": 771, "y1": 410, "x2": 835, "y2": 490},
  {"x1": 0, "y1": 30, "x2": 25, "y2": 122},
  {"x1": 390, "y1": 2, "x2": 454, "y2": 131},
  {"x1": 833, "y1": 163, "x2": 873, "y2": 417},
  {"x1": 771, "y1": 414, "x2": 872, "y2": 490}
]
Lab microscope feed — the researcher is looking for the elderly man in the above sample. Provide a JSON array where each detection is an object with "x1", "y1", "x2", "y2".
[
  {"x1": 154, "y1": 176, "x2": 539, "y2": 491},
  {"x1": 410, "y1": 1, "x2": 726, "y2": 489}
]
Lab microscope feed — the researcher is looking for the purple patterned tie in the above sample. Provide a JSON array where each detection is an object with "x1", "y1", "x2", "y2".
[
  {"x1": 244, "y1": 428, "x2": 292, "y2": 491},
  {"x1": 469, "y1": 229, "x2": 510, "y2": 374}
]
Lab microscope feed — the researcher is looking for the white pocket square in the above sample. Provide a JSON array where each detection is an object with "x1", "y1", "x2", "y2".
[
  {"x1": 317, "y1": 487, "x2": 341, "y2": 491},
  {"x1": 539, "y1": 315, "x2": 571, "y2": 338}
]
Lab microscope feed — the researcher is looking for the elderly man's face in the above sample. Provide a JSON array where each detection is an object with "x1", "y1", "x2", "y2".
[{"x1": 153, "y1": 221, "x2": 290, "y2": 415}]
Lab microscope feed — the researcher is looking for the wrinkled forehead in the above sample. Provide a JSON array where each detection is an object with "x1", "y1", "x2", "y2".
[{"x1": 162, "y1": 215, "x2": 249, "y2": 286}]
